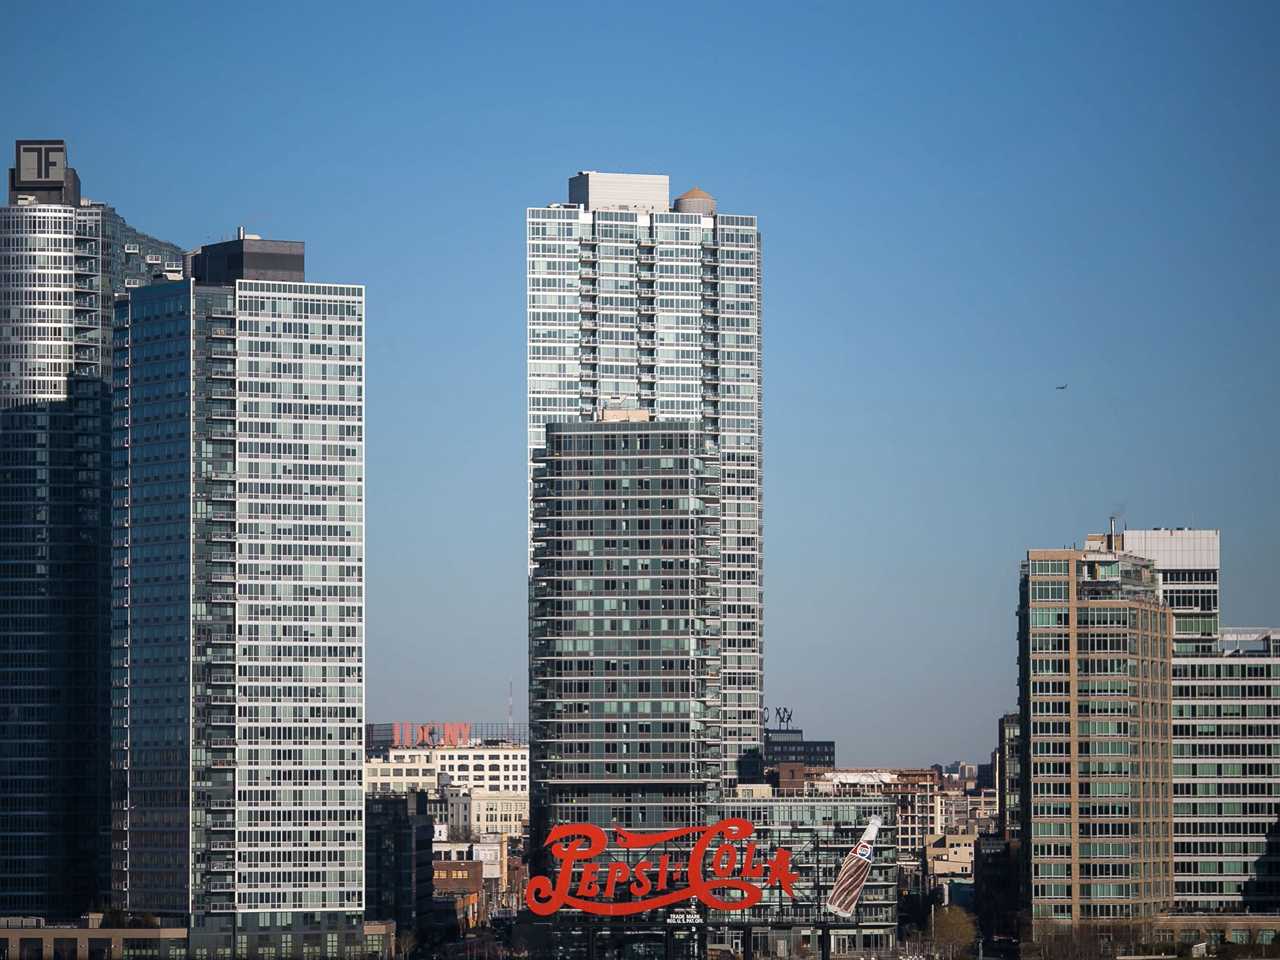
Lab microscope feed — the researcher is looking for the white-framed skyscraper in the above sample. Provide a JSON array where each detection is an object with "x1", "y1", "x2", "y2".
[
  {"x1": 111, "y1": 237, "x2": 366, "y2": 955},
  {"x1": 526, "y1": 172, "x2": 763, "y2": 785}
]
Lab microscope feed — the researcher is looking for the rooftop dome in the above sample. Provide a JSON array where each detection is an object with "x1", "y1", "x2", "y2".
[{"x1": 673, "y1": 185, "x2": 716, "y2": 214}]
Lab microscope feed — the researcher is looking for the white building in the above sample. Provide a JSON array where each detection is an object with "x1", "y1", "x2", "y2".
[
  {"x1": 1114, "y1": 528, "x2": 1220, "y2": 656},
  {"x1": 113, "y1": 238, "x2": 366, "y2": 953},
  {"x1": 365, "y1": 743, "x2": 528, "y2": 795},
  {"x1": 526, "y1": 172, "x2": 764, "y2": 785},
  {"x1": 468, "y1": 792, "x2": 529, "y2": 840}
]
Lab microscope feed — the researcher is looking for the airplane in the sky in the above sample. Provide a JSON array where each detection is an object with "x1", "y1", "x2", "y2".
[{"x1": 1056, "y1": 383, "x2": 1068, "y2": 390}]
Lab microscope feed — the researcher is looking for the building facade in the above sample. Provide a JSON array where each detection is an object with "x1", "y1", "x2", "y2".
[
  {"x1": 0, "y1": 139, "x2": 181, "y2": 918},
  {"x1": 111, "y1": 238, "x2": 366, "y2": 954},
  {"x1": 802, "y1": 769, "x2": 940, "y2": 871},
  {"x1": 1169, "y1": 627, "x2": 1280, "y2": 914},
  {"x1": 365, "y1": 744, "x2": 529, "y2": 795},
  {"x1": 1017, "y1": 531, "x2": 1174, "y2": 932},
  {"x1": 364, "y1": 792, "x2": 433, "y2": 941},
  {"x1": 716, "y1": 787, "x2": 899, "y2": 957},
  {"x1": 1116, "y1": 528, "x2": 1220, "y2": 657},
  {"x1": 996, "y1": 711, "x2": 1022, "y2": 841},
  {"x1": 527, "y1": 173, "x2": 763, "y2": 786},
  {"x1": 1112, "y1": 529, "x2": 1280, "y2": 914},
  {"x1": 528, "y1": 416, "x2": 723, "y2": 860},
  {"x1": 763, "y1": 727, "x2": 836, "y2": 769}
]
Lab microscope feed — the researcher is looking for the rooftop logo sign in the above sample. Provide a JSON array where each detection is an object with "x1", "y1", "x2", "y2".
[
  {"x1": 15, "y1": 140, "x2": 66, "y2": 186},
  {"x1": 525, "y1": 818, "x2": 798, "y2": 917},
  {"x1": 390, "y1": 722, "x2": 472, "y2": 748}
]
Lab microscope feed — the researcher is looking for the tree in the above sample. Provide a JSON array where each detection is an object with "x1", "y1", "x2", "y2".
[
  {"x1": 934, "y1": 906, "x2": 978, "y2": 957},
  {"x1": 397, "y1": 929, "x2": 418, "y2": 959}
]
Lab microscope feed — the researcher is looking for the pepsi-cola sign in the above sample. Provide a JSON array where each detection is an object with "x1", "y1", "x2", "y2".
[{"x1": 526, "y1": 819, "x2": 798, "y2": 917}]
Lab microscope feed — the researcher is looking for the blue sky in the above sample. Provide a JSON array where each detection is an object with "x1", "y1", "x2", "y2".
[{"x1": 6, "y1": 1, "x2": 1277, "y2": 765}]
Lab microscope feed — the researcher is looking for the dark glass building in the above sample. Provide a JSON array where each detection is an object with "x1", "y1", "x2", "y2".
[
  {"x1": 0, "y1": 139, "x2": 181, "y2": 918},
  {"x1": 365, "y1": 792, "x2": 434, "y2": 943},
  {"x1": 529, "y1": 415, "x2": 723, "y2": 861},
  {"x1": 762, "y1": 727, "x2": 836, "y2": 769}
]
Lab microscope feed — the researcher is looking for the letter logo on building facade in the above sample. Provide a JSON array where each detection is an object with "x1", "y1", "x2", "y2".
[{"x1": 16, "y1": 141, "x2": 66, "y2": 185}]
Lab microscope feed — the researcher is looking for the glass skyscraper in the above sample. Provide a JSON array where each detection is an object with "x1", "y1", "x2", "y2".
[
  {"x1": 526, "y1": 172, "x2": 763, "y2": 790},
  {"x1": 0, "y1": 139, "x2": 181, "y2": 917},
  {"x1": 111, "y1": 237, "x2": 366, "y2": 955}
]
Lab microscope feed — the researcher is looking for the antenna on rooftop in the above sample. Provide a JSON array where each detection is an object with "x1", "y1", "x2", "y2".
[{"x1": 507, "y1": 679, "x2": 513, "y2": 727}]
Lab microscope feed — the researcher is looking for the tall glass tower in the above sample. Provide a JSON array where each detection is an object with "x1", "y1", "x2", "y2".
[
  {"x1": 0, "y1": 139, "x2": 181, "y2": 917},
  {"x1": 526, "y1": 172, "x2": 763, "y2": 790},
  {"x1": 112, "y1": 237, "x2": 367, "y2": 955}
]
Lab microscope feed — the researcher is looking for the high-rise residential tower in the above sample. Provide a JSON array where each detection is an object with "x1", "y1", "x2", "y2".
[
  {"x1": 0, "y1": 139, "x2": 181, "y2": 917},
  {"x1": 526, "y1": 173, "x2": 762, "y2": 790},
  {"x1": 529, "y1": 415, "x2": 723, "y2": 859},
  {"x1": 1017, "y1": 527, "x2": 1174, "y2": 933},
  {"x1": 111, "y1": 237, "x2": 366, "y2": 955}
]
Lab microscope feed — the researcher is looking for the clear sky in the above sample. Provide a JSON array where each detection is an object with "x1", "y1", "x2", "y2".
[{"x1": 6, "y1": 1, "x2": 1277, "y2": 766}]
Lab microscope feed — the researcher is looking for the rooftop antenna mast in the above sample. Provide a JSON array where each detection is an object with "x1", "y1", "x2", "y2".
[{"x1": 507, "y1": 679, "x2": 513, "y2": 727}]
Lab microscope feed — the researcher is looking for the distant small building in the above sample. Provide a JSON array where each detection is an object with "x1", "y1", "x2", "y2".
[
  {"x1": 924, "y1": 832, "x2": 977, "y2": 881},
  {"x1": 365, "y1": 792, "x2": 433, "y2": 944},
  {"x1": 432, "y1": 861, "x2": 487, "y2": 932},
  {"x1": 365, "y1": 743, "x2": 528, "y2": 796},
  {"x1": 763, "y1": 727, "x2": 836, "y2": 769}
]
